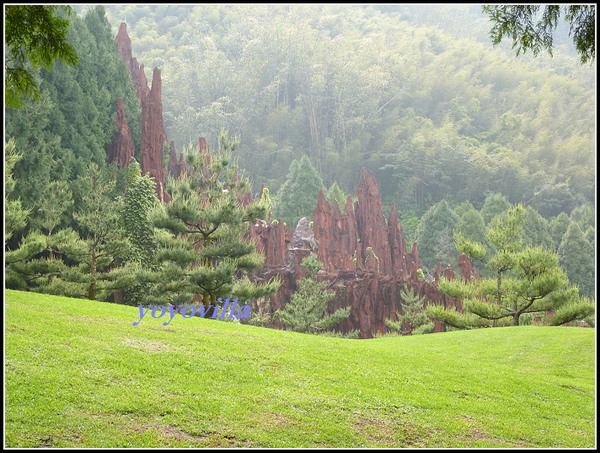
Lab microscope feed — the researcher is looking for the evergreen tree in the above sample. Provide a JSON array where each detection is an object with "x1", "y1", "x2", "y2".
[
  {"x1": 521, "y1": 205, "x2": 554, "y2": 251},
  {"x1": 416, "y1": 200, "x2": 458, "y2": 269},
  {"x1": 480, "y1": 192, "x2": 511, "y2": 225},
  {"x1": 570, "y1": 205, "x2": 595, "y2": 234},
  {"x1": 275, "y1": 254, "x2": 350, "y2": 334},
  {"x1": 119, "y1": 160, "x2": 159, "y2": 305},
  {"x1": 37, "y1": 163, "x2": 138, "y2": 301},
  {"x1": 385, "y1": 285, "x2": 434, "y2": 335},
  {"x1": 549, "y1": 212, "x2": 571, "y2": 248},
  {"x1": 455, "y1": 201, "x2": 488, "y2": 247},
  {"x1": 5, "y1": 6, "x2": 141, "y2": 239},
  {"x1": 274, "y1": 155, "x2": 325, "y2": 227},
  {"x1": 147, "y1": 130, "x2": 280, "y2": 312},
  {"x1": 427, "y1": 205, "x2": 594, "y2": 328},
  {"x1": 558, "y1": 222, "x2": 595, "y2": 298},
  {"x1": 325, "y1": 181, "x2": 349, "y2": 215},
  {"x1": 4, "y1": 139, "x2": 29, "y2": 242}
]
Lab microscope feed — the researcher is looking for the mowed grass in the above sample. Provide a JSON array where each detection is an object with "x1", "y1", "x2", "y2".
[{"x1": 5, "y1": 289, "x2": 595, "y2": 448}]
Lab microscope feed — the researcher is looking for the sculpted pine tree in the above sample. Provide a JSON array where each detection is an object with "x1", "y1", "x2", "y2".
[
  {"x1": 275, "y1": 254, "x2": 350, "y2": 334},
  {"x1": 385, "y1": 286, "x2": 434, "y2": 336},
  {"x1": 40, "y1": 163, "x2": 138, "y2": 300},
  {"x1": 426, "y1": 205, "x2": 595, "y2": 328},
  {"x1": 148, "y1": 131, "x2": 280, "y2": 313}
]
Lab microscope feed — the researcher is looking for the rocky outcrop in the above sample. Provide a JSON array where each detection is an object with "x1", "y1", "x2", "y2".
[
  {"x1": 249, "y1": 219, "x2": 292, "y2": 267},
  {"x1": 115, "y1": 23, "x2": 169, "y2": 202},
  {"x1": 106, "y1": 97, "x2": 134, "y2": 169},
  {"x1": 140, "y1": 67, "x2": 168, "y2": 202},
  {"x1": 354, "y1": 169, "x2": 393, "y2": 276},
  {"x1": 115, "y1": 22, "x2": 149, "y2": 101},
  {"x1": 249, "y1": 167, "x2": 461, "y2": 338}
]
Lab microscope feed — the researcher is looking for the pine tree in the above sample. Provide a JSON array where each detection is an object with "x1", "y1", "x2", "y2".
[
  {"x1": 38, "y1": 163, "x2": 138, "y2": 300},
  {"x1": 385, "y1": 285, "x2": 434, "y2": 335},
  {"x1": 549, "y1": 212, "x2": 571, "y2": 248},
  {"x1": 427, "y1": 205, "x2": 595, "y2": 328},
  {"x1": 275, "y1": 254, "x2": 350, "y2": 334},
  {"x1": 147, "y1": 130, "x2": 280, "y2": 313},
  {"x1": 274, "y1": 154, "x2": 325, "y2": 227}
]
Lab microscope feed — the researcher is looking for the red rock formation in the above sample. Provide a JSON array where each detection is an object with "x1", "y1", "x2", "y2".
[
  {"x1": 115, "y1": 22, "x2": 149, "y2": 101},
  {"x1": 313, "y1": 192, "x2": 358, "y2": 273},
  {"x1": 140, "y1": 67, "x2": 168, "y2": 202},
  {"x1": 249, "y1": 219, "x2": 292, "y2": 267},
  {"x1": 106, "y1": 97, "x2": 134, "y2": 169},
  {"x1": 354, "y1": 169, "x2": 392, "y2": 275},
  {"x1": 116, "y1": 23, "x2": 168, "y2": 202},
  {"x1": 250, "y1": 167, "x2": 470, "y2": 338},
  {"x1": 458, "y1": 253, "x2": 472, "y2": 283}
]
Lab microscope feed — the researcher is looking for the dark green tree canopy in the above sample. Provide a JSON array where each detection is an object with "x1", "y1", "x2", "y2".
[
  {"x1": 483, "y1": 5, "x2": 595, "y2": 63},
  {"x1": 5, "y1": 5, "x2": 79, "y2": 108}
]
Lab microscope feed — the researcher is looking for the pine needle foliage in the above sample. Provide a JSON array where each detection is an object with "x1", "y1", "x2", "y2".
[
  {"x1": 385, "y1": 285, "x2": 435, "y2": 335},
  {"x1": 147, "y1": 130, "x2": 280, "y2": 310},
  {"x1": 275, "y1": 254, "x2": 350, "y2": 334},
  {"x1": 427, "y1": 205, "x2": 595, "y2": 328}
]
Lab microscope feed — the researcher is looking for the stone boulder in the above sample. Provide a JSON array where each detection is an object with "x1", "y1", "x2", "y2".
[{"x1": 292, "y1": 217, "x2": 319, "y2": 251}]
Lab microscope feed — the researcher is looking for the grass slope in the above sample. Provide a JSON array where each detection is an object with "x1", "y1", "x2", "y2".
[{"x1": 5, "y1": 289, "x2": 596, "y2": 448}]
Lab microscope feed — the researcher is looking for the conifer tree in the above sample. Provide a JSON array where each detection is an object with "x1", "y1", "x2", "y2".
[
  {"x1": 147, "y1": 130, "x2": 280, "y2": 313},
  {"x1": 549, "y1": 212, "x2": 571, "y2": 248},
  {"x1": 426, "y1": 205, "x2": 594, "y2": 328},
  {"x1": 480, "y1": 192, "x2": 511, "y2": 225},
  {"x1": 385, "y1": 285, "x2": 434, "y2": 335},
  {"x1": 119, "y1": 160, "x2": 159, "y2": 305},
  {"x1": 416, "y1": 200, "x2": 458, "y2": 269},
  {"x1": 275, "y1": 254, "x2": 350, "y2": 334},
  {"x1": 274, "y1": 155, "x2": 325, "y2": 227},
  {"x1": 558, "y1": 222, "x2": 595, "y2": 298},
  {"x1": 37, "y1": 163, "x2": 138, "y2": 300},
  {"x1": 325, "y1": 181, "x2": 348, "y2": 215},
  {"x1": 4, "y1": 138, "x2": 29, "y2": 242}
]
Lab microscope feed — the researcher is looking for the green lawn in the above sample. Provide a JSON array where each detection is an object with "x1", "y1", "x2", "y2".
[{"x1": 5, "y1": 289, "x2": 596, "y2": 447}]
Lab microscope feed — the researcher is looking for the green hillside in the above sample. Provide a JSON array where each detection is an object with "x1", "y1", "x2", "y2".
[{"x1": 5, "y1": 289, "x2": 595, "y2": 447}]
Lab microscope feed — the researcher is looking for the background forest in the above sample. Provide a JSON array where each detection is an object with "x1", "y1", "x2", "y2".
[{"x1": 5, "y1": 5, "x2": 595, "y2": 299}]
